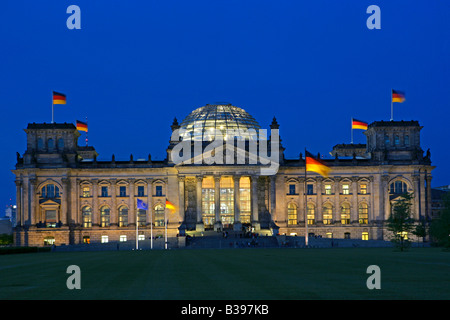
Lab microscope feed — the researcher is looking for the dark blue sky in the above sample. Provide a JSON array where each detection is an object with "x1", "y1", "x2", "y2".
[{"x1": 1, "y1": 1, "x2": 449, "y2": 210}]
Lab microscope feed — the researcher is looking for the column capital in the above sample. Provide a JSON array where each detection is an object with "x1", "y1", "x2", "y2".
[
  {"x1": 196, "y1": 175, "x2": 203, "y2": 182},
  {"x1": 178, "y1": 175, "x2": 186, "y2": 182}
]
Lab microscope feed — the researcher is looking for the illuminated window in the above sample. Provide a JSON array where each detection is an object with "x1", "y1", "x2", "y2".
[
  {"x1": 307, "y1": 203, "x2": 315, "y2": 225},
  {"x1": 326, "y1": 232, "x2": 333, "y2": 239},
  {"x1": 360, "y1": 184, "x2": 367, "y2": 194},
  {"x1": 322, "y1": 203, "x2": 333, "y2": 224},
  {"x1": 239, "y1": 177, "x2": 251, "y2": 224},
  {"x1": 220, "y1": 177, "x2": 234, "y2": 227},
  {"x1": 155, "y1": 204, "x2": 165, "y2": 227},
  {"x1": 83, "y1": 236, "x2": 90, "y2": 244},
  {"x1": 120, "y1": 235, "x2": 127, "y2": 242},
  {"x1": 324, "y1": 184, "x2": 332, "y2": 195},
  {"x1": 397, "y1": 232, "x2": 408, "y2": 240},
  {"x1": 342, "y1": 184, "x2": 350, "y2": 195},
  {"x1": 44, "y1": 236, "x2": 55, "y2": 246},
  {"x1": 45, "y1": 210, "x2": 57, "y2": 228},
  {"x1": 119, "y1": 206, "x2": 128, "y2": 227},
  {"x1": 340, "y1": 203, "x2": 350, "y2": 224},
  {"x1": 82, "y1": 186, "x2": 90, "y2": 197},
  {"x1": 101, "y1": 235, "x2": 109, "y2": 243},
  {"x1": 137, "y1": 209, "x2": 146, "y2": 227},
  {"x1": 362, "y1": 232, "x2": 369, "y2": 240},
  {"x1": 138, "y1": 234, "x2": 145, "y2": 241},
  {"x1": 202, "y1": 177, "x2": 215, "y2": 228},
  {"x1": 288, "y1": 203, "x2": 297, "y2": 225},
  {"x1": 100, "y1": 206, "x2": 110, "y2": 227},
  {"x1": 82, "y1": 206, "x2": 92, "y2": 228},
  {"x1": 359, "y1": 203, "x2": 369, "y2": 224}
]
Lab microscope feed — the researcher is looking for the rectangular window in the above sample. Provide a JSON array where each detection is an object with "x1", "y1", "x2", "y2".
[
  {"x1": 119, "y1": 186, "x2": 126, "y2": 197},
  {"x1": 120, "y1": 235, "x2": 127, "y2": 242},
  {"x1": 289, "y1": 184, "x2": 296, "y2": 195},
  {"x1": 101, "y1": 186, "x2": 108, "y2": 197},
  {"x1": 307, "y1": 184, "x2": 314, "y2": 195},
  {"x1": 362, "y1": 232, "x2": 369, "y2": 241},
  {"x1": 324, "y1": 184, "x2": 332, "y2": 195},
  {"x1": 138, "y1": 234, "x2": 145, "y2": 241},
  {"x1": 82, "y1": 187, "x2": 90, "y2": 197},
  {"x1": 155, "y1": 185, "x2": 163, "y2": 196},
  {"x1": 360, "y1": 184, "x2": 367, "y2": 194},
  {"x1": 342, "y1": 184, "x2": 349, "y2": 195},
  {"x1": 101, "y1": 235, "x2": 109, "y2": 243},
  {"x1": 137, "y1": 186, "x2": 145, "y2": 197}
]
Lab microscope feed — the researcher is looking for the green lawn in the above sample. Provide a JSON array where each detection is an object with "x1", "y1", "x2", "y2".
[{"x1": 0, "y1": 247, "x2": 449, "y2": 300}]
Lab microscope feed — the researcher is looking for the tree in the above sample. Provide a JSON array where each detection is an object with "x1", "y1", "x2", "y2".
[
  {"x1": 386, "y1": 192, "x2": 414, "y2": 251},
  {"x1": 430, "y1": 193, "x2": 450, "y2": 249},
  {"x1": 411, "y1": 221, "x2": 427, "y2": 247}
]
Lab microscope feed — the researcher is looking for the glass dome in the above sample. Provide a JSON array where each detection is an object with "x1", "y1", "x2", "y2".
[{"x1": 179, "y1": 104, "x2": 261, "y2": 141}]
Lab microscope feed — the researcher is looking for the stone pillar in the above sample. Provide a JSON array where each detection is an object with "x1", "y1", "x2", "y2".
[
  {"x1": 196, "y1": 176, "x2": 204, "y2": 232},
  {"x1": 426, "y1": 173, "x2": 432, "y2": 221},
  {"x1": 333, "y1": 177, "x2": 340, "y2": 223},
  {"x1": 368, "y1": 176, "x2": 374, "y2": 222},
  {"x1": 351, "y1": 177, "x2": 358, "y2": 223},
  {"x1": 61, "y1": 178, "x2": 69, "y2": 226},
  {"x1": 92, "y1": 179, "x2": 99, "y2": 226},
  {"x1": 29, "y1": 178, "x2": 37, "y2": 226},
  {"x1": 412, "y1": 174, "x2": 420, "y2": 220},
  {"x1": 110, "y1": 179, "x2": 117, "y2": 226},
  {"x1": 129, "y1": 178, "x2": 135, "y2": 226},
  {"x1": 233, "y1": 175, "x2": 241, "y2": 231},
  {"x1": 69, "y1": 177, "x2": 77, "y2": 226},
  {"x1": 298, "y1": 177, "x2": 305, "y2": 223},
  {"x1": 316, "y1": 177, "x2": 323, "y2": 223},
  {"x1": 420, "y1": 172, "x2": 426, "y2": 221},
  {"x1": 178, "y1": 176, "x2": 185, "y2": 223},
  {"x1": 382, "y1": 175, "x2": 390, "y2": 221},
  {"x1": 270, "y1": 175, "x2": 276, "y2": 215},
  {"x1": 214, "y1": 176, "x2": 221, "y2": 231},
  {"x1": 251, "y1": 175, "x2": 260, "y2": 231},
  {"x1": 15, "y1": 180, "x2": 22, "y2": 227},
  {"x1": 146, "y1": 178, "x2": 153, "y2": 226}
]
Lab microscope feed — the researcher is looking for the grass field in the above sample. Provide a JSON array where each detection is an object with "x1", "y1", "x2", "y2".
[{"x1": 0, "y1": 247, "x2": 449, "y2": 300}]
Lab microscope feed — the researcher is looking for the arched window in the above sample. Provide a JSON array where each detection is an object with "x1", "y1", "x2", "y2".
[
  {"x1": 119, "y1": 206, "x2": 128, "y2": 227},
  {"x1": 394, "y1": 135, "x2": 400, "y2": 146},
  {"x1": 100, "y1": 206, "x2": 110, "y2": 227},
  {"x1": 404, "y1": 135, "x2": 410, "y2": 146},
  {"x1": 287, "y1": 203, "x2": 297, "y2": 225},
  {"x1": 384, "y1": 135, "x2": 390, "y2": 146},
  {"x1": 307, "y1": 203, "x2": 315, "y2": 225},
  {"x1": 37, "y1": 138, "x2": 44, "y2": 150},
  {"x1": 340, "y1": 203, "x2": 350, "y2": 224},
  {"x1": 82, "y1": 206, "x2": 92, "y2": 228},
  {"x1": 359, "y1": 203, "x2": 369, "y2": 224},
  {"x1": 389, "y1": 181, "x2": 407, "y2": 195},
  {"x1": 41, "y1": 184, "x2": 60, "y2": 199},
  {"x1": 155, "y1": 204, "x2": 165, "y2": 227},
  {"x1": 322, "y1": 203, "x2": 333, "y2": 224}
]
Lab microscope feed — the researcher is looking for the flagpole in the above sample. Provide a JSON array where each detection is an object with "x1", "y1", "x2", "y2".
[
  {"x1": 151, "y1": 209, "x2": 153, "y2": 249},
  {"x1": 164, "y1": 206, "x2": 168, "y2": 250},
  {"x1": 85, "y1": 116, "x2": 88, "y2": 146},
  {"x1": 304, "y1": 148, "x2": 308, "y2": 247},
  {"x1": 52, "y1": 91, "x2": 54, "y2": 123},
  {"x1": 136, "y1": 209, "x2": 139, "y2": 250},
  {"x1": 351, "y1": 118, "x2": 353, "y2": 144}
]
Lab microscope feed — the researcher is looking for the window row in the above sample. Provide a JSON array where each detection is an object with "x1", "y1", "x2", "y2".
[
  {"x1": 81, "y1": 204, "x2": 167, "y2": 228},
  {"x1": 37, "y1": 137, "x2": 65, "y2": 151},
  {"x1": 288, "y1": 182, "x2": 368, "y2": 195},
  {"x1": 384, "y1": 134, "x2": 410, "y2": 147},
  {"x1": 81, "y1": 185, "x2": 164, "y2": 198},
  {"x1": 287, "y1": 202, "x2": 369, "y2": 225}
]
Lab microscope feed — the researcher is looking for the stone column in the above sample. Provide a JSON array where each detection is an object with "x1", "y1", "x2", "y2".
[
  {"x1": 110, "y1": 179, "x2": 117, "y2": 226},
  {"x1": 15, "y1": 180, "x2": 22, "y2": 227},
  {"x1": 92, "y1": 179, "x2": 99, "y2": 226},
  {"x1": 333, "y1": 177, "x2": 340, "y2": 223},
  {"x1": 214, "y1": 176, "x2": 221, "y2": 231},
  {"x1": 298, "y1": 177, "x2": 305, "y2": 223},
  {"x1": 270, "y1": 175, "x2": 276, "y2": 215},
  {"x1": 420, "y1": 172, "x2": 426, "y2": 221},
  {"x1": 368, "y1": 176, "x2": 374, "y2": 222},
  {"x1": 178, "y1": 176, "x2": 185, "y2": 223},
  {"x1": 196, "y1": 176, "x2": 204, "y2": 231},
  {"x1": 29, "y1": 178, "x2": 37, "y2": 226},
  {"x1": 426, "y1": 173, "x2": 432, "y2": 221},
  {"x1": 251, "y1": 175, "x2": 260, "y2": 230},
  {"x1": 129, "y1": 178, "x2": 135, "y2": 226},
  {"x1": 69, "y1": 177, "x2": 77, "y2": 226},
  {"x1": 146, "y1": 178, "x2": 153, "y2": 226},
  {"x1": 233, "y1": 175, "x2": 241, "y2": 231},
  {"x1": 351, "y1": 177, "x2": 358, "y2": 223},
  {"x1": 61, "y1": 177, "x2": 69, "y2": 226},
  {"x1": 382, "y1": 175, "x2": 390, "y2": 221}
]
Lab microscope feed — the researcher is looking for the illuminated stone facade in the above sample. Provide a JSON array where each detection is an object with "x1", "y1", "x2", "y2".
[{"x1": 12, "y1": 105, "x2": 434, "y2": 246}]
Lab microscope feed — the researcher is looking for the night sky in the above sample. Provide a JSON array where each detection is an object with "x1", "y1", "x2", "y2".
[{"x1": 1, "y1": 1, "x2": 449, "y2": 211}]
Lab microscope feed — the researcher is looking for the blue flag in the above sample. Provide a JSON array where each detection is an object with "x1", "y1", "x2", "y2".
[{"x1": 137, "y1": 198, "x2": 148, "y2": 210}]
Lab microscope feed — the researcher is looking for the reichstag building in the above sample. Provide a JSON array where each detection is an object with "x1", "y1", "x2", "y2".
[{"x1": 12, "y1": 103, "x2": 434, "y2": 246}]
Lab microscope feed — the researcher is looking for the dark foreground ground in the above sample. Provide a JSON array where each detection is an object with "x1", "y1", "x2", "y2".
[{"x1": 0, "y1": 247, "x2": 449, "y2": 300}]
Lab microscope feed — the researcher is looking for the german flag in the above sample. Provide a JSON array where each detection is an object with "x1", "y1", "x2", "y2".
[
  {"x1": 352, "y1": 118, "x2": 368, "y2": 130},
  {"x1": 166, "y1": 200, "x2": 176, "y2": 211},
  {"x1": 392, "y1": 90, "x2": 405, "y2": 103},
  {"x1": 76, "y1": 120, "x2": 88, "y2": 132},
  {"x1": 305, "y1": 150, "x2": 331, "y2": 178},
  {"x1": 53, "y1": 91, "x2": 66, "y2": 104}
]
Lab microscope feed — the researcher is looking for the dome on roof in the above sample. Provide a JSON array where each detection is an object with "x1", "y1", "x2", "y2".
[{"x1": 179, "y1": 104, "x2": 261, "y2": 141}]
